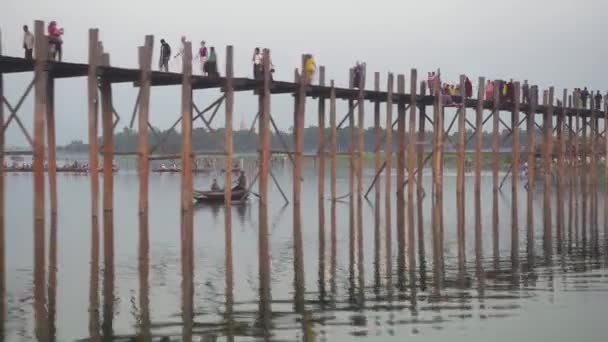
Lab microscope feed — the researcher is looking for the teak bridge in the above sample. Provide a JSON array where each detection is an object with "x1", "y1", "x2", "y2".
[{"x1": 1, "y1": 21, "x2": 607, "y2": 289}]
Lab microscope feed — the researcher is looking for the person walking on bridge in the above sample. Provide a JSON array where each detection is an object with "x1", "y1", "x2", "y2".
[
  {"x1": 594, "y1": 91, "x2": 602, "y2": 111},
  {"x1": 22, "y1": 25, "x2": 34, "y2": 60},
  {"x1": 521, "y1": 80, "x2": 529, "y2": 104},
  {"x1": 581, "y1": 87, "x2": 590, "y2": 108},
  {"x1": 159, "y1": 39, "x2": 171, "y2": 72}
]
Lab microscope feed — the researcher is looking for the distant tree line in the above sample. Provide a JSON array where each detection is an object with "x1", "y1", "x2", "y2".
[{"x1": 59, "y1": 125, "x2": 544, "y2": 154}]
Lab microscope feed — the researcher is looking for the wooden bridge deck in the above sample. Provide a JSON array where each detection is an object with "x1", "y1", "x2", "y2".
[{"x1": 0, "y1": 55, "x2": 599, "y2": 118}]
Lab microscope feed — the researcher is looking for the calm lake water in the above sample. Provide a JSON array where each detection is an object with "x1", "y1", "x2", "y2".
[{"x1": 3, "y1": 161, "x2": 608, "y2": 341}]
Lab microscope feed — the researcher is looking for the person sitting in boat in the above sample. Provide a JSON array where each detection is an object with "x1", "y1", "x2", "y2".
[
  {"x1": 234, "y1": 171, "x2": 247, "y2": 191},
  {"x1": 211, "y1": 178, "x2": 221, "y2": 191}
]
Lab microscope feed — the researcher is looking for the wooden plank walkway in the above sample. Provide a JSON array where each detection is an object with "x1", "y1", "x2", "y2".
[{"x1": 0, "y1": 55, "x2": 600, "y2": 118}]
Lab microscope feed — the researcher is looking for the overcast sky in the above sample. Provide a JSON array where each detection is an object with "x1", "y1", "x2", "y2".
[{"x1": 1, "y1": 0, "x2": 606, "y2": 146}]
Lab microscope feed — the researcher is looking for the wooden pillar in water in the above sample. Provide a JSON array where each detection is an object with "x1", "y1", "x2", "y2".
[
  {"x1": 33, "y1": 20, "x2": 47, "y2": 223},
  {"x1": 556, "y1": 89, "x2": 567, "y2": 246},
  {"x1": 589, "y1": 97, "x2": 597, "y2": 242},
  {"x1": 543, "y1": 88, "x2": 554, "y2": 251},
  {"x1": 293, "y1": 56, "x2": 307, "y2": 206},
  {"x1": 100, "y1": 54, "x2": 114, "y2": 213},
  {"x1": 526, "y1": 86, "x2": 538, "y2": 255},
  {"x1": 87, "y1": 29, "x2": 100, "y2": 219},
  {"x1": 374, "y1": 73, "x2": 382, "y2": 200},
  {"x1": 431, "y1": 79, "x2": 444, "y2": 287},
  {"x1": 138, "y1": 36, "x2": 154, "y2": 214},
  {"x1": 0, "y1": 37, "x2": 4, "y2": 339},
  {"x1": 33, "y1": 21, "x2": 48, "y2": 223},
  {"x1": 567, "y1": 95, "x2": 573, "y2": 245},
  {"x1": 511, "y1": 82, "x2": 521, "y2": 266},
  {"x1": 385, "y1": 74, "x2": 394, "y2": 278},
  {"x1": 396, "y1": 74, "x2": 406, "y2": 283},
  {"x1": 258, "y1": 49, "x2": 271, "y2": 205},
  {"x1": 224, "y1": 46, "x2": 234, "y2": 205},
  {"x1": 574, "y1": 91, "x2": 580, "y2": 244},
  {"x1": 407, "y1": 69, "x2": 417, "y2": 279},
  {"x1": 475, "y1": 77, "x2": 485, "y2": 265},
  {"x1": 318, "y1": 66, "x2": 326, "y2": 201},
  {"x1": 357, "y1": 66, "x2": 366, "y2": 198},
  {"x1": 33, "y1": 20, "x2": 49, "y2": 341},
  {"x1": 317, "y1": 66, "x2": 326, "y2": 299},
  {"x1": 604, "y1": 95, "x2": 608, "y2": 242},
  {"x1": 348, "y1": 69, "x2": 355, "y2": 199},
  {"x1": 581, "y1": 93, "x2": 588, "y2": 245},
  {"x1": 456, "y1": 75, "x2": 466, "y2": 272},
  {"x1": 330, "y1": 82, "x2": 337, "y2": 201},
  {"x1": 417, "y1": 81, "x2": 427, "y2": 261},
  {"x1": 180, "y1": 42, "x2": 193, "y2": 213},
  {"x1": 46, "y1": 76, "x2": 57, "y2": 216},
  {"x1": 492, "y1": 80, "x2": 500, "y2": 263}
]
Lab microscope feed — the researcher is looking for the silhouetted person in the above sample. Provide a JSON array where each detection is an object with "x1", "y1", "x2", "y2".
[
  {"x1": 521, "y1": 80, "x2": 529, "y2": 104},
  {"x1": 159, "y1": 39, "x2": 171, "y2": 72},
  {"x1": 464, "y1": 76, "x2": 472, "y2": 98},
  {"x1": 211, "y1": 178, "x2": 221, "y2": 191},
  {"x1": 594, "y1": 91, "x2": 602, "y2": 111},
  {"x1": 506, "y1": 79, "x2": 514, "y2": 102},
  {"x1": 581, "y1": 87, "x2": 590, "y2": 108},
  {"x1": 22, "y1": 25, "x2": 34, "y2": 60}
]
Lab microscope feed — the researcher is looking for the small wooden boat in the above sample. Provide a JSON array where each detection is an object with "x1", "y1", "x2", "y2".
[
  {"x1": 193, "y1": 188, "x2": 249, "y2": 204},
  {"x1": 152, "y1": 168, "x2": 213, "y2": 174}
]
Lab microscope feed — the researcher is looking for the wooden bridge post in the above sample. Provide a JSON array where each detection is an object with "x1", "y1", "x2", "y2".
[
  {"x1": 258, "y1": 49, "x2": 271, "y2": 205},
  {"x1": 33, "y1": 20, "x2": 49, "y2": 341},
  {"x1": 180, "y1": 42, "x2": 193, "y2": 213},
  {"x1": 543, "y1": 88, "x2": 554, "y2": 252},
  {"x1": 457, "y1": 75, "x2": 467, "y2": 273},
  {"x1": 417, "y1": 80, "x2": 427, "y2": 261},
  {"x1": 348, "y1": 69, "x2": 355, "y2": 200},
  {"x1": 574, "y1": 90, "x2": 580, "y2": 243},
  {"x1": 475, "y1": 77, "x2": 485, "y2": 264},
  {"x1": 318, "y1": 66, "x2": 326, "y2": 202},
  {"x1": 604, "y1": 94, "x2": 608, "y2": 243},
  {"x1": 396, "y1": 74, "x2": 406, "y2": 284},
  {"x1": 385, "y1": 73, "x2": 394, "y2": 280},
  {"x1": 33, "y1": 20, "x2": 47, "y2": 223},
  {"x1": 293, "y1": 56, "x2": 307, "y2": 206},
  {"x1": 87, "y1": 29, "x2": 99, "y2": 219},
  {"x1": 385, "y1": 74, "x2": 394, "y2": 210},
  {"x1": 224, "y1": 46, "x2": 234, "y2": 205},
  {"x1": 330, "y1": 82, "x2": 337, "y2": 201},
  {"x1": 138, "y1": 36, "x2": 154, "y2": 214},
  {"x1": 580, "y1": 92, "x2": 588, "y2": 245},
  {"x1": 589, "y1": 96, "x2": 597, "y2": 240},
  {"x1": 511, "y1": 82, "x2": 521, "y2": 267},
  {"x1": 374, "y1": 72, "x2": 381, "y2": 200},
  {"x1": 407, "y1": 69, "x2": 417, "y2": 280},
  {"x1": 357, "y1": 66, "x2": 366, "y2": 198},
  {"x1": 556, "y1": 89, "x2": 567, "y2": 247},
  {"x1": 567, "y1": 95, "x2": 573, "y2": 245},
  {"x1": 46, "y1": 75, "x2": 57, "y2": 216},
  {"x1": 0, "y1": 35, "x2": 4, "y2": 338},
  {"x1": 431, "y1": 78, "x2": 444, "y2": 288},
  {"x1": 526, "y1": 86, "x2": 538, "y2": 256},
  {"x1": 492, "y1": 80, "x2": 500, "y2": 263},
  {"x1": 100, "y1": 54, "x2": 114, "y2": 213}
]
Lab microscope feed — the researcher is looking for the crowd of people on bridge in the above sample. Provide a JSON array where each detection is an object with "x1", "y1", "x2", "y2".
[{"x1": 9, "y1": 22, "x2": 608, "y2": 112}]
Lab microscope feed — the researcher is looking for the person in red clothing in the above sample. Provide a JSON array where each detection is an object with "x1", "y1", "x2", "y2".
[{"x1": 47, "y1": 21, "x2": 64, "y2": 61}]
